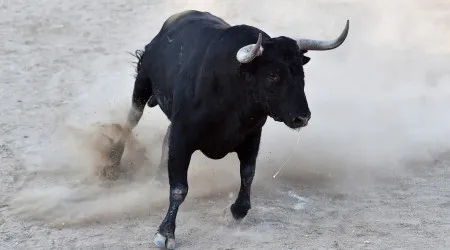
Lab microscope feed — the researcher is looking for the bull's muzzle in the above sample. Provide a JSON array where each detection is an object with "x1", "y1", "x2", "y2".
[{"x1": 292, "y1": 115, "x2": 310, "y2": 127}]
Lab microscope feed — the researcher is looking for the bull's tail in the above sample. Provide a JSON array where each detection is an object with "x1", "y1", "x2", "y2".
[
  {"x1": 126, "y1": 49, "x2": 153, "y2": 129},
  {"x1": 130, "y1": 49, "x2": 158, "y2": 108},
  {"x1": 98, "y1": 49, "x2": 154, "y2": 179},
  {"x1": 130, "y1": 49, "x2": 145, "y2": 79}
]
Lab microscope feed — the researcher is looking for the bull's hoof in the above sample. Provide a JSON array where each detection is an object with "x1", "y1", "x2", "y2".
[
  {"x1": 230, "y1": 202, "x2": 251, "y2": 220},
  {"x1": 154, "y1": 232, "x2": 176, "y2": 249},
  {"x1": 97, "y1": 163, "x2": 121, "y2": 181},
  {"x1": 96, "y1": 129, "x2": 128, "y2": 181},
  {"x1": 96, "y1": 143, "x2": 124, "y2": 181}
]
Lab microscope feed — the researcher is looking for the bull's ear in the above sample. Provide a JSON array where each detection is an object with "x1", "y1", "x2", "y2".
[
  {"x1": 302, "y1": 56, "x2": 310, "y2": 65},
  {"x1": 300, "y1": 49, "x2": 310, "y2": 65}
]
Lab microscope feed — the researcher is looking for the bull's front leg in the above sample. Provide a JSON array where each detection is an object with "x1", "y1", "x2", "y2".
[
  {"x1": 231, "y1": 129, "x2": 262, "y2": 220},
  {"x1": 154, "y1": 124, "x2": 193, "y2": 250}
]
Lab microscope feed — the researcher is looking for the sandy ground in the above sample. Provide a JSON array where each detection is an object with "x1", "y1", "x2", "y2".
[{"x1": 2, "y1": 0, "x2": 450, "y2": 249}]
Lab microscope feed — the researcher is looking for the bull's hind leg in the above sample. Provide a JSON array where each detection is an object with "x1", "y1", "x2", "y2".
[
  {"x1": 231, "y1": 129, "x2": 262, "y2": 220},
  {"x1": 99, "y1": 54, "x2": 153, "y2": 179},
  {"x1": 154, "y1": 124, "x2": 193, "y2": 249}
]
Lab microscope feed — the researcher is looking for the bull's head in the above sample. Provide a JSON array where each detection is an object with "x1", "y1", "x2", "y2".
[{"x1": 236, "y1": 20, "x2": 349, "y2": 129}]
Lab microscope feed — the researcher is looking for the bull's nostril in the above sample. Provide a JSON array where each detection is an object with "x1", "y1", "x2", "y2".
[
  {"x1": 292, "y1": 116, "x2": 309, "y2": 126},
  {"x1": 292, "y1": 117, "x2": 302, "y2": 123}
]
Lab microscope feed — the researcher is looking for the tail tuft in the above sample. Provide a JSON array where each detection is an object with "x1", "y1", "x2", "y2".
[{"x1": 128, "y1": 49, "x2": 145, "y2": 79}]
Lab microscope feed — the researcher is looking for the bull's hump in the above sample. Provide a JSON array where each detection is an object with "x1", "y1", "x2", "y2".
[
  {"x1": 163, "y1": 10, "x2": 231, "y2": 30},
  {"x1": 165, "y1": 10, "x2": 198, "y2": 26}
]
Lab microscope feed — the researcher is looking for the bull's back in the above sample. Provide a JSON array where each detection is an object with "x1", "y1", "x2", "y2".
[{"x1": 143, "y1": 11, "x2": 231, "y2": 119}]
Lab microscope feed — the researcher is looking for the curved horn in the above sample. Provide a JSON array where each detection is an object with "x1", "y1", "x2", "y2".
[
  {"x1": 296, "y1": 20, "x2": 349, "y2": 51},
  {"x1": 236, "y1": 33, "x2": 264, "y2": 63}
]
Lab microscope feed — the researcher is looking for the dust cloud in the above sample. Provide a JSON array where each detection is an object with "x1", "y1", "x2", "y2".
[{"x1": 8, "y1": 0, "x2": 450, "y2": 228}]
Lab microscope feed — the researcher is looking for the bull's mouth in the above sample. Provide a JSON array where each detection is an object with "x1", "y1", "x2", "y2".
[
  {"x1": 269, "y1": 113, "x2": 310, "y2": 129},
  {"x1": 283, "y1": 116, "x2": 310, "y2": 129}
]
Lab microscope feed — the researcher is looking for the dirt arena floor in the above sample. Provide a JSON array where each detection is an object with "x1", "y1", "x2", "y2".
[{"x1": 2, "y1": 0, "x2": 450, "y2": 249}]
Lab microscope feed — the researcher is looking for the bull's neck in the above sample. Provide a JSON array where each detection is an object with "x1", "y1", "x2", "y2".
[{"x1": 233, "y1": 76, "x2": 267, "y2": 122}]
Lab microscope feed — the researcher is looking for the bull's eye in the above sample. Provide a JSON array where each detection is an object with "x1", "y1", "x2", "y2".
[{"x1": 268, "y1": 72, "x2": 279, "y2": 82}]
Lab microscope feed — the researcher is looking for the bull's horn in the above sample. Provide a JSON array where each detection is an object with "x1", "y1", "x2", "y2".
[
  {"x1": 236, "y1": 33, "x2": 264, "y2": 63},
  {"x1": 296, "y1": 20, "x2": 349, "y2": 51}
]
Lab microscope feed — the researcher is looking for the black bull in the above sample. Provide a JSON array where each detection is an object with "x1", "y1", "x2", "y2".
[{"x1": 107, "y1": 10, "x2": 350, "y2": 249}]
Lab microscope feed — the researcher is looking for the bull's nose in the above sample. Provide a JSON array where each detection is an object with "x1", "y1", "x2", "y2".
[{"x1": 292, "y1": 115, "x2": 310, "y2": 126}]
